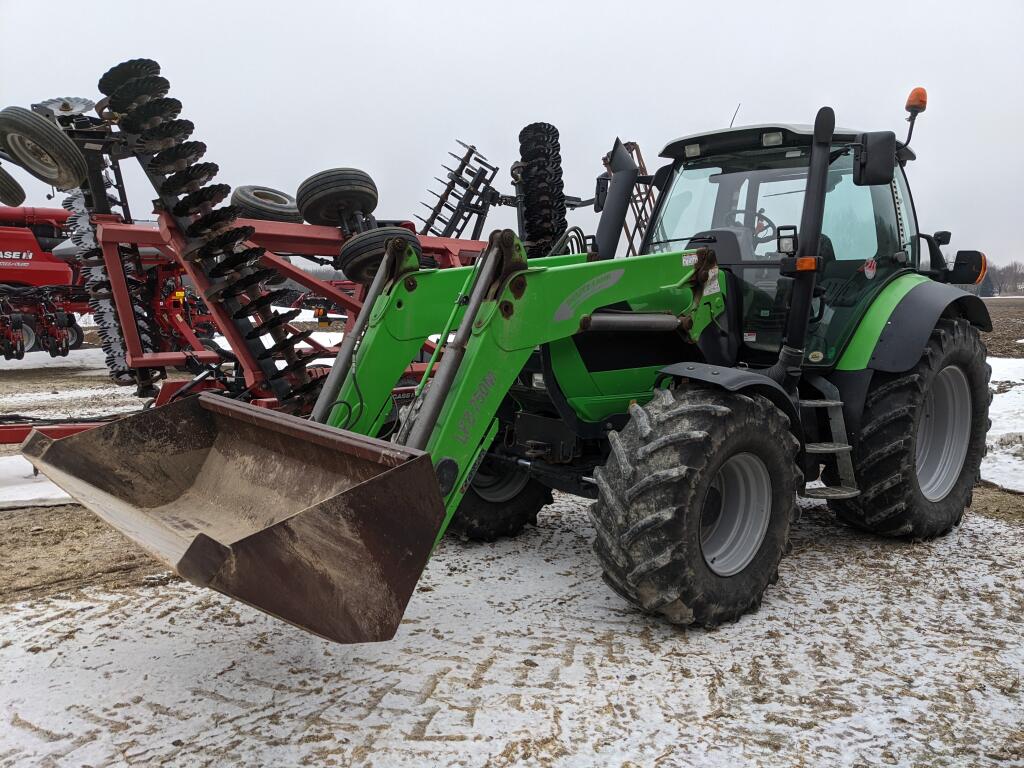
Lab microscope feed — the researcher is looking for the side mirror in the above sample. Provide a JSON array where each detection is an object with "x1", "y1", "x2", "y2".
[
  {"x1": 933, "y1": 230, "x2": 951, "y2": 246},
  {"x1": 593, "y1": 173, "x2": 610, "y2": 213},
  {"x1": 853, "y1": 131, "x2": 896, "y2": 186},
  {"x1": 652, "y1": 163, "x2": 674, "y2": 192},
  {"x1": 946, "y1": 250, "x2": 987, "y2": 285}
]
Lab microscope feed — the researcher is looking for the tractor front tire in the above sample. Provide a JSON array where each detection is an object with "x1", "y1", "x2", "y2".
[
  {"x1": 448, "y1": 463, "x2": 553, "y2": 542},
  {"x1": 831, "y1": 317, "x2": 990, "y2": 539},
  {"x1": 591, "y1": 387, "x2": 800, "y2": 627}
]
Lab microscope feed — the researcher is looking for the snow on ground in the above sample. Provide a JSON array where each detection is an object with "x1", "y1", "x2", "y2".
[
  {"x1": 0, "y1": 456, "x2": 70, "y2": 510},
  {"x1": 1, "y1": 498, "x2": 1022, "y2": 767},
  {"x1": 984, "y1": 357, "x2": 1024, "y2": 493},
  {"x1": 0, "y1": 347, "x2": 108, "y2": 374}
]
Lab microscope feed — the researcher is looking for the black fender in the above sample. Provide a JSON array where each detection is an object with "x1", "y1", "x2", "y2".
[
  {"x1": 869, "y1": 281, "x2": 991, "y2": 373},
  {"x1": 657, "y1": 362, "x2": 804, "y2": 446}
]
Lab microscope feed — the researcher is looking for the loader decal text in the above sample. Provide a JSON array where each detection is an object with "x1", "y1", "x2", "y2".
[
  {"x1": 0, "y1": 251, "x2": 33, "y2": 260},
  {"x1": 454, "y1": 370, "x2": 497, "y2": 445},
  {"x1": 553, "y1": 269, "x2": 625, "y2": 322}
]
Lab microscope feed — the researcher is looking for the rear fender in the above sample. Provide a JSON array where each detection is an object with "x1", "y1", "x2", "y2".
[{"x1": 837, "y1": 278, "x2": 991, "y2": 373}]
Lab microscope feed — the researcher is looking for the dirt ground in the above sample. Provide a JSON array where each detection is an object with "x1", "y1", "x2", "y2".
[{"x1": 983, "y1": 296, "x2": 1024, "y2": 358}]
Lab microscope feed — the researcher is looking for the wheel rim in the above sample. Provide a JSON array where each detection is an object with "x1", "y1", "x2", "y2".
[
  {"x1": 6, "y1": 134, "x2": 59, "y2": 180},
  {"x1": 471, "y1": 461, "x2": 531, "y2": 503},
  {"x1": 253, "y1": 189, "x2": 289, "y2": 205},
  {"x1": 19, "y1": 323, "x2": 36, "y2": 352},
  {"x1": 700, "y1": 452, "x2": 772, "y2": 577},
  {"x1": 916, "y1": 365, "x2": 972, "y2": 502}
]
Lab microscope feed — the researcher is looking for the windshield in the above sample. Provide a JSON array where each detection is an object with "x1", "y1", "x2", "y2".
[
  {"x1": 647, "y1": 145, "x2": 908, "y2": 367},
  {"x1": 647, "y1": 147, "x2": 900, "y2": 262}
]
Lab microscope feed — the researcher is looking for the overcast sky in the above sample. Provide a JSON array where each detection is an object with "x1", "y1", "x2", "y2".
[{"x1": 1, "y1": 0, "x2": 1021, "y2": 264}]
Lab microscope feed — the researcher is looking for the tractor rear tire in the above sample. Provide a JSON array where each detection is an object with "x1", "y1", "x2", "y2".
[
  {"x1": 230, "y1": 184, "x2": 303, "y2": 223},
  {"x1": 590, "y1": 387, "x2": 800, "y2": 627},
  {"x1": 337, "y1": 227, "x2": 424, "y2": 286},
  {"x1": 448, "y1": 462, "x2": 553, "y2": 542},
  {"x1": 0, "y1": 165, "x2": 25, "y2": 206},
  {"x1": 0, "y1": 107, "x2": 87, "y2": 190},
  {"x1": 830, "y1": 317, "x2": 990, "y2": 540},
  {"x1": 296, "y1": 168, "x2": 378, "y2": 226}
]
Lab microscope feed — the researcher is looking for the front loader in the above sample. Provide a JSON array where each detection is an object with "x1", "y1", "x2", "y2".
[{"x1": 25, "y1": 78, "x2": 993, "y2": 643}]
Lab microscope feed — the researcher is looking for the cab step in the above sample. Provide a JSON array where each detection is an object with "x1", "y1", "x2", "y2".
[
  {"x1": 802, "y1": 485, "x2": 861, "y2": 500},
  {"x1": 798, "y1": 399, "x2": 844, "y2": 409},
  {"x1": 804, "y1": 441, "x2": 853, "y2": 454},
  {"x1": 800, "y1": 376, "x2": 861, "y2": 500}
]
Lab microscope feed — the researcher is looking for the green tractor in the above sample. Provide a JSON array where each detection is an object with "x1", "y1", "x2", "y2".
[{"x1": 27, "y1": 88, "x2": 991, "y2": 643}]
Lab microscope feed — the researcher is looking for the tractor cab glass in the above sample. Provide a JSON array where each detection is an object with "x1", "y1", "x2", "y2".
[{"x1": 646, "y1": 143, "x2": 909, "y2": 366}]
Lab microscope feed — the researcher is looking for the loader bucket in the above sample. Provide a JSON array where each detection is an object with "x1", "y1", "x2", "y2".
[{"x1": 21, "y1": 393, "x2": 446, "y2": 644}]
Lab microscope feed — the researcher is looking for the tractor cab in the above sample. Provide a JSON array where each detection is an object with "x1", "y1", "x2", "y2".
[{"x1": 644, "y1": 123, "x2": 919, "y2": 368}]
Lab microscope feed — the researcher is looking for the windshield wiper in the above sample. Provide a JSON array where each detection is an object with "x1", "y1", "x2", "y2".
[{"x1": 647, "y1": 234, "x2": 710, "y2": 247}]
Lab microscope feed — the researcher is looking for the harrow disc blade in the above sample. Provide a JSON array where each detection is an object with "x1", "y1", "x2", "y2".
[{"x1": 22, "y1": 393, "x2": 446, "y2": 644}]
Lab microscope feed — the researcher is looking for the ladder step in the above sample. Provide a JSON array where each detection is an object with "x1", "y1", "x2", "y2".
[
  {"x1": 798, "y1": 399, "x2": 844, "y2": 408},
  {"x1": 804, "y1": 441, "x2": 853, "y2": 454},
  {"x1": 802, "y1": 485, "x2": 861, "y2": 500}
]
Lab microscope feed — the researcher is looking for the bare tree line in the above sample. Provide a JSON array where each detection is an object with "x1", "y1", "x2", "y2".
[{"x1": 980, "y1": 261, "x2": 1024, "y2": 297}]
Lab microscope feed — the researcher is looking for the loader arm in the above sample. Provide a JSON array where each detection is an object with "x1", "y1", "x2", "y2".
[{"x1": 327, "y1": 233, "x2": 727, "y2": 537}]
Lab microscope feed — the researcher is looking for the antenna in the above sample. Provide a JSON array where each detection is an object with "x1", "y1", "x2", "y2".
[{"x1": 729, "y1": 103, "x2": 742, "y2": 128}]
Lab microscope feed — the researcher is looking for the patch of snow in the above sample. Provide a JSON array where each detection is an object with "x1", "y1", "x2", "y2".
[
  {"x1": 0, "y1": 347, "x2": 108, "y2": 373},
  {"x1": 0, "y1": 455, "x2": 70, "y2": 510},
  {"x1": 983, "y1": 357, "x2": 1024, "y2": 492},
  {"x1": 272, "y1": 305, "x2": 318, "y2": 322},
  {"x1": 0, "y1": 500, "x2": 1021, "y2": 765}
]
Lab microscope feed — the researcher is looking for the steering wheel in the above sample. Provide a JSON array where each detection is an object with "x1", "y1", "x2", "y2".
[{"x1": 723, "y1": 208, "x2": 777, "y2": 247}]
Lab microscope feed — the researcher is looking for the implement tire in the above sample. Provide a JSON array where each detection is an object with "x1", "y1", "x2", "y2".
[
  {"x1": 830, "y1": 317, "x2": 990, "y2": 539},
  {"x1": 0, "y1": 107, "x2": 87, "y2": 190},
  {"x1": 591, "y1": 387, "x2": 800, "y2": 627},
  {"x1": 449, "y1": 461, "x2": 553, "y2": 542},
  {"x1": 0, "y1": 165, "x2": 25, "y2": 206},
  {"x1": 296, "y1": 168, "x2": 377, "y2": 226},
  {"x1": 231, "y1": 184, "x2": 302, "y2": 223},
  {"x1": 336, "y1": 226, "x2": 426, "y2": 286}
]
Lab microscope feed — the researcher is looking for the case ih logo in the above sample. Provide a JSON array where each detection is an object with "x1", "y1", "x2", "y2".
[{"x1": 0, "y1": 251, "x2": 33, "y2": 260}]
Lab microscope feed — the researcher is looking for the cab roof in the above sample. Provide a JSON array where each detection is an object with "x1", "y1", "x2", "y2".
[{"x1": 660, "y1": 123, "x2": 916, "y2": 163}]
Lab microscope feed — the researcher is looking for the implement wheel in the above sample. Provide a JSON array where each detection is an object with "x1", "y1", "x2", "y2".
[
  {"x1": 231, "y1": 184, "x2": 302, "y2": 223},
  {"x1": 0, "y1": 107, "x2": 87, "y2": 190},
  {"x1": 296, "y1": 168, "x2": 377, "y2": 226},
  {"x1": 68, "y1": 321, "x2": 85, "y2": 350},
  {"x1": 0, "y1": 165, "x2": 25, "y2": 206},
  {"x1": 448, "y1": 460, "x2": 553, "y2": 542},
  {"x1": 337, "y1": 226, "x2": 423, "y2": 286},
  {"x1": 830, "y1": 317, "x2": 990, "y2": 539},
  {"x1": 591, "y1": 387, "x2": 800, "y2": 627}
]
